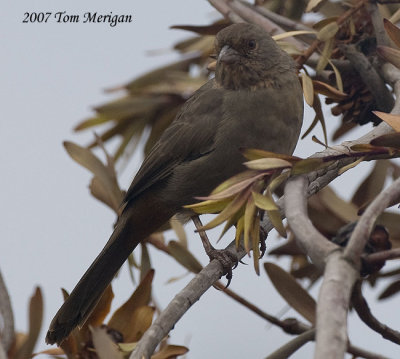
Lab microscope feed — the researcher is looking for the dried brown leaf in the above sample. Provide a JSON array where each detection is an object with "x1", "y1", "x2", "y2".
[
  {"x1": 14, "y1": 288, "x2": 43, "y2": 359},
  {"x1": 377, "y1": 45, "x2": 400, "y2": 69},
  {"x1": 384, "y1": 18, "x2": 400, "y2": 49},
  {"x1": 151, "y1": 344, "x2": 189, "y2": 359},
  {"x1": 108, "y1": 270, "x2": 154, "y2": 336},
  {"x1": 373, "y1": 111, "x2": 400, "y2": 132},
  {"x1": 264, "y1": 263, "x2": 316, "y2": 323},
  {"x1": 378, "y1": 279, "x2": 400, "y2": 300},
  {"x1": 313, "y1": 80, "x2": 346, "y2": 100},
  {"x1": 168, "y1": 241, "x2": 203, "y2": 274},
  {"x1": 352, "y1": 160, "x2": 389, "y2": 207},
  {"x1": 302, "y1": 72, "x2": 314, "y2": 107},
  {"x1": 306, "y1": 0, "x2": 329, "y2": 13}
]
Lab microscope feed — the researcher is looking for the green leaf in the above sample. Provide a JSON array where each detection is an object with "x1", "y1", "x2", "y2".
[{"x1": 252, "y1": 191, "x2": 278, "y2": 211}]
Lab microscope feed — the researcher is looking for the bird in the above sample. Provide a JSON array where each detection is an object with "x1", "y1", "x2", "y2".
[{"x1": 46, "y1": 22, "x2": 304, "y2": 345}]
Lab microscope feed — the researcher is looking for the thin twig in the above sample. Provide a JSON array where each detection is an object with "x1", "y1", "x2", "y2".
[
  {"x1": 352, "y1": 281, "x2": 400, "y2": 344},
  {"x1": 364, "y1": 247, "x2": 400, "y2": 265},
  {"x1": 265, "y1": 329, "x2": 316, "y2": 359}
]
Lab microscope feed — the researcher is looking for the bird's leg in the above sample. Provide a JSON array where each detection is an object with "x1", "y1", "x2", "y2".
[{"x1": 191, "y1": 215, "x2": 238, "y2": 286}]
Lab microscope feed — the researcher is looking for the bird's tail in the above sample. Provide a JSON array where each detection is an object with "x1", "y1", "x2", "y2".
[{"x1": 46, "y1": 195, "x2": 174, "y2": 345}]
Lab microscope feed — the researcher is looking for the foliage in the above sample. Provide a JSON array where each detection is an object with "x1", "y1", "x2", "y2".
[{"x1": 5, "y1": 1, "x2": 400, "y2": 358}]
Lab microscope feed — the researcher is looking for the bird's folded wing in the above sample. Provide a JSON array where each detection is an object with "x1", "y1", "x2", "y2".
[{"x1": 124, "y1": 80, "x2": 224, "y2": 204}]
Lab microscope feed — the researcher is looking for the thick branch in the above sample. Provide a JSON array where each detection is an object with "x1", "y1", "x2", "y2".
[{"x1": 130, "y1": 11, "x2": 400, "y2": 358}]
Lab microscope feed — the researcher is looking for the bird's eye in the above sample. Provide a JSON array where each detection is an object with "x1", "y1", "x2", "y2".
[{"x1": 248, "y1": 39, "x2": 257, "y2": 50}]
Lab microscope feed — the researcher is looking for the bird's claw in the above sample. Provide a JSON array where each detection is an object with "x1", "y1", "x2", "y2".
[{"x1": 206, "y1": 248, "x2": 238, "y2": 287}]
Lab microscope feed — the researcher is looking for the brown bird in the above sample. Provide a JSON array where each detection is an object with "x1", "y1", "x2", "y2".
[{"x1": 46, "y1": 23, "x2": 303, "y2": 345}]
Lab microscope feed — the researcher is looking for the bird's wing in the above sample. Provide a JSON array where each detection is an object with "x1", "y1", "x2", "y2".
[{"x1": 124, "y1": 80, "x2": 223, "y2": 204}]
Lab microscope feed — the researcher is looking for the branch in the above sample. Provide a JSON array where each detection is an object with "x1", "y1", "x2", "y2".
[
  {"x1": 282, "y1": 53, "x2": 400, "y2": 359},
  {"x1": 344, "y1": 176, "x2": 400, "y2": 263},
  {"x1": 352, "y1": 281, "x2": 400, "y2": 344},
  {"x1": 130, "y1": 11, "x2": 400, "y2": 357},
  {"x1": 364, "y1": 247, "x2": 400, "y2": 265},
  {"x1": 265, "y1": 329, "x2": 316, "y2": 359}
]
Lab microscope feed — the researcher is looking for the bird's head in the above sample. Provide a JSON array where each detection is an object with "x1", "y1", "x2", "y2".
[{"x1": 214, "y1": 23, "x2": 295, "y2": 90}]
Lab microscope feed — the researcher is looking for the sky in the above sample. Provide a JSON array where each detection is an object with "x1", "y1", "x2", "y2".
[{"x1": 2, "y1": 1, "x2": 399, "y2": 358}]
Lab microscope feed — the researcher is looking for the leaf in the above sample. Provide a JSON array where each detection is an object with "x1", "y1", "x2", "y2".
[
  {"x1": 91, "y1": 326, "x2": 123, "y2": 359},
  {"x1": 338, "y1": 157, "x2": 364, "y2": 175},
  {"x1": 312, "y1": 80, "x2": 347, "y2": 100},
  {"x1": 317, "y1": 22, "x2": 339, "y2": 42},
  {"x1": 252, "y1": 191, "x2": 278, "y2": 211},
  {"x1": 377, "y1": 45, "x2": 400, "y2": 69},
  {"x1": 371, "y1": 133, "x2": 400, "y2": 149},
  {"x1": 328, "y1": 59, "x2": 344, "y2": 93},
  {"x1": 122, "y1": 57, "x2": 200, "y2": 93},
  {"x1": 264, "y1": 263, "x2": 316, "y2": 323},
  {"x1": 167, "y1": 241, "x2": 203, "y2": 273},
  {"x1": 319, "y1": 187, "x2": 358, "y2": 222},
  {"x1": 272, "y1": 30, "x2": 316, "y2": 41},
  {"x1": 352, "y1": 160, "x2": 389, "y2": 207},
  {"x1": 306, "y1": 0, "x2": 328, "y2": 13},
  {"x1": 208, "y1": 170, "x2": 261, "y2": 196},
  {"x1": 302, "y1": 72, "x2": 314, "y2": 107},
  {"x1": 125, "y1": 306, "x2": 155, "y2": 342},
  {"x1": 269, "y1": 171, "x2": 291, "y2": 193},
  {"x1": 384, "y1": 19, "x2": 400, "y2": 49},
  {"x1": 267, "y1": 210, "x2": 286, "y2": 238},
  {"x1": 244, "y1": 158, "x2": 292, "y2": 171},
  {"x1": 151, "y1": 345, "x2": 189, "y2": 359},
  {"x1": 244, "y1": 196, "x2": 257, "y2": 254},
  {"x1": 378, "y1": 279, "x2": 400, "y2": 300},
  {"x1": 291, "y1": 158, "x2": 325, "y2": 175},
  {"x1": 170, "y1": 217, "x2": 187, "y2": 247},
  {"x1": 108, "y1": 270, "x2": 154, "y2": 336},
  {"x1": 185, "y1": 197, "x2": 233, "y2": 214},
  {"x1": 196, "y1": 175, "x2": 256, "y2": 200},
  {"x1": 140, "y1": 243, "x2": 151, "y2": 282},
  {"x1": 74, "y1": 116, "x2": 110, "y2": 131},
  {"x1": 235, "y1": 216, "x2": 244, "y2": 248},
  {"x1": 241, "y1": 148, "x2": 301, "y2": 162},
  {"x1": 170, "y1": 23, "x2": 228, "y2": 35},
  {"x1": 198, "y1": 190, "x2": 249, "y2": 231},
  {"x1": 350, "y1": 143, "x2": 387, "y2": 152},
  {"x1": 317, "y1": 37, "x2": 334, "y2": 72},
  {"x1": 64, "y1": 142, "x2": 123, "y2": 210},
  {"x1": 14, "y1": 287, "x2": 43, "y2": 359},
  {"x1": 373, "y1": 111, "x2": 400, "y2": 132},
  {"x1": 82, "y1": 285, "x2": 114, "y2": 334}
]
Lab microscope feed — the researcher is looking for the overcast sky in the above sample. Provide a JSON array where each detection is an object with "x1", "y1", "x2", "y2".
[{"x1": 2, "y1": 1, "x2": 399, "y2": 358}]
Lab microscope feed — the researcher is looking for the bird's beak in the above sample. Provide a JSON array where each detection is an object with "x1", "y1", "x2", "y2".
[{"x1": 218, "y1": 45, "x2": 239, "y2": 65}]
